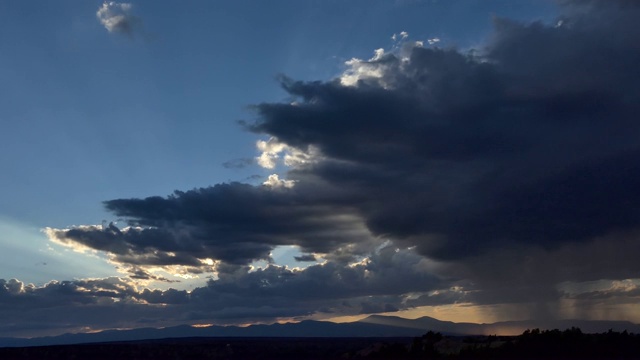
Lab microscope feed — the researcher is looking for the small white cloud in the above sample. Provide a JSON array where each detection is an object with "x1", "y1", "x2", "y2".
[
  {"x1": 427, "y1": 38, "x2": 440, "y2": 45},
  {"x1": 371, "y1": 48, "x2": 385, "y2": 61},
  {"x1": 391, "y1": 31, "x2": 409, "y2": 41},
  {"x1": 256, "y1": 138, "x2": 288, "y2": 169},
  {"x1": 256, "y1": 137, "x2": 318, "y2": 169},
  {"x1": 96, "y1": 2, "x2": 138, "y2": 37},
  {"x1": 263, "y1": 174, "x2": 296, "y2": 189},
  {"x1": 340, "y1": 59, "x2": 384, "y2": 86},
  {"x1": 283, "y1": 145, "x2": 319, "y2": 167},
  {"x1": 340, "y1": 48, "x2": 388, "y2": 87}
]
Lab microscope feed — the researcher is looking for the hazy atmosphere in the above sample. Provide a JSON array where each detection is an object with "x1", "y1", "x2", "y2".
[{"x1": 2, "y1": 0, "x2": 640, "y2": 338}]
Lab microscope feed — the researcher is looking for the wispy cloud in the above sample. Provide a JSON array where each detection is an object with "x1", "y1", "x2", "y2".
[
  {"x1": 96, "y1": 2, "x2": 140, "y2": 37},
  {"x1": 222, "y1": 158, "x2": 254, "y2": 169}
]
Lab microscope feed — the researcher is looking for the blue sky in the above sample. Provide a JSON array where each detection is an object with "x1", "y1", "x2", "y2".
[{"x1": 3, "y1": 0, "x2": 640, "y2": 338}]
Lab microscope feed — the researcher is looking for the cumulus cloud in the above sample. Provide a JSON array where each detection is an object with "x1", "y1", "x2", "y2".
[
  {"x1": 96, "y1": 2, "x2": 140, "y2": 37},
  {"x1": 262, "y1": 174, "x2": 296, "y2": 188},
  {"x1": 0, "y1": 246, "x2": 446, "y2": 336},
  {"x1": 256, "y1": 137, "x2": 288, "y2": 169},
  {"x1": 339, "y1": 49, "x2": 390, "y2": 87},
  {"x1": 32, "y1": 0, "x2": 640, "y2": 332},
  {"x1": 246, "y1": 0, "x2": 640, "y2": 317},
  {"x1": 255, "y1": 137, "x2": 319, "y2": 169},
  {"x1": 391, "y1": 31, "x2": 409, "y2": 41},
  {"x1": 45, "y1": 181, "x2": 374, "y2": 278},
  {"x1": 251, "y1": 0, "x2": 640, "y2": 261}
]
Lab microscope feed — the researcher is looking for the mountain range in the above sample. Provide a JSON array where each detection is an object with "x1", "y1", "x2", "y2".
[{"x1": 2, "y1": 315, "x2": 639, "y2": 348}]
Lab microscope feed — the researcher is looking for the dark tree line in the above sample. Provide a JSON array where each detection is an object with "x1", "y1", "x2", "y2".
[
  {"x1": 359, "y1": 328, "x2": 640, "y2": 359},
  {"x1": 460, "y1": 328, "x2": 640, "y2": 360},
  {"x1": 1, "y1": 329, "x2": 639, "y2": 359}
]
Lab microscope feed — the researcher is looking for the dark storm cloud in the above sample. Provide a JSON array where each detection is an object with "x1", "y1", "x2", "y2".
[
  {"x1": 39, "y1": 0, "x2": 640, "y2": 329},
  {"x1": 81, "y1": 0, "x2": 640, "y2": 270},
  {"x1": 454, "y1": 229, "x2": 640, "y2": 303},
  {"x1": 248, "y1": 0, "x2": 640, "y2": 261},
  {"x1": 202, "y1": 246, "x2": 443, "y2": 302},
  {"x1": 47, "y1": 182, "x2": 371, "y2": 269}
]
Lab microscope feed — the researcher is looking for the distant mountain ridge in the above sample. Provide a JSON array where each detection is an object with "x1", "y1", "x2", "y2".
[{"x1": 2, "y1": 315, "x2": 639, "y2": 348}]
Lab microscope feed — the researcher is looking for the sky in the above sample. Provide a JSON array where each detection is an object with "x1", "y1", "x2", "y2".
[{"x1": 1, "y1": 0, "x2": 640, "y2": 338}]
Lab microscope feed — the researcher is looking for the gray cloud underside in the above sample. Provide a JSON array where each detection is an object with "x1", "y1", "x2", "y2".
[
  {"x1": 0, "y1": 247, "x2": 445, "y2": 336},
  {"x1": 49, "y1": 182, "x2": 372, "y2": 268},
  {"x1": 42, "y1": 0, "x2": 640, "y2": 329},
  {"x1": 251, "y1": 12, "x2": 640, "y2": 259},
  {"x1": 4, "y1": 237, "x2": 639, "y2": 336}
]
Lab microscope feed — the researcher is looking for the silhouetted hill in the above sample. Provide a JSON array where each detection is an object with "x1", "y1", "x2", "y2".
[
  {"x1": 359, "y1": 315, "x2": 484, "y2": 334},
  {"x1": 3, "y1": 328, "x2": 640, "y2": 359},
  {"x1": 2, "y1": 315, "x2": 639, "y2": 347}
]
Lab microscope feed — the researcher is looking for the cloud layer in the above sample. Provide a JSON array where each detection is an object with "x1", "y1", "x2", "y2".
[
  {"x1": 0, "y1": 246, "x2": 445, "y2": 336},
  {"x1": 30, "y1": 0, "x2": 640, "y2": 334}
]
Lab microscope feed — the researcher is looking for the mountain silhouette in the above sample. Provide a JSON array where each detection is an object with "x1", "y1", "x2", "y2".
[{"x1": 2, "y1": 315, "x2": 639, "y2": 347}]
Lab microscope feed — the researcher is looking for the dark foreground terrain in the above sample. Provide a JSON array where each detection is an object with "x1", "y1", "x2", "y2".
[
  {"x1": 1, "y1": 329, "x2": 640, "y2": 359},
  {"x1": 0, "y1": 337, "x2": 409, "y2": 360}
]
